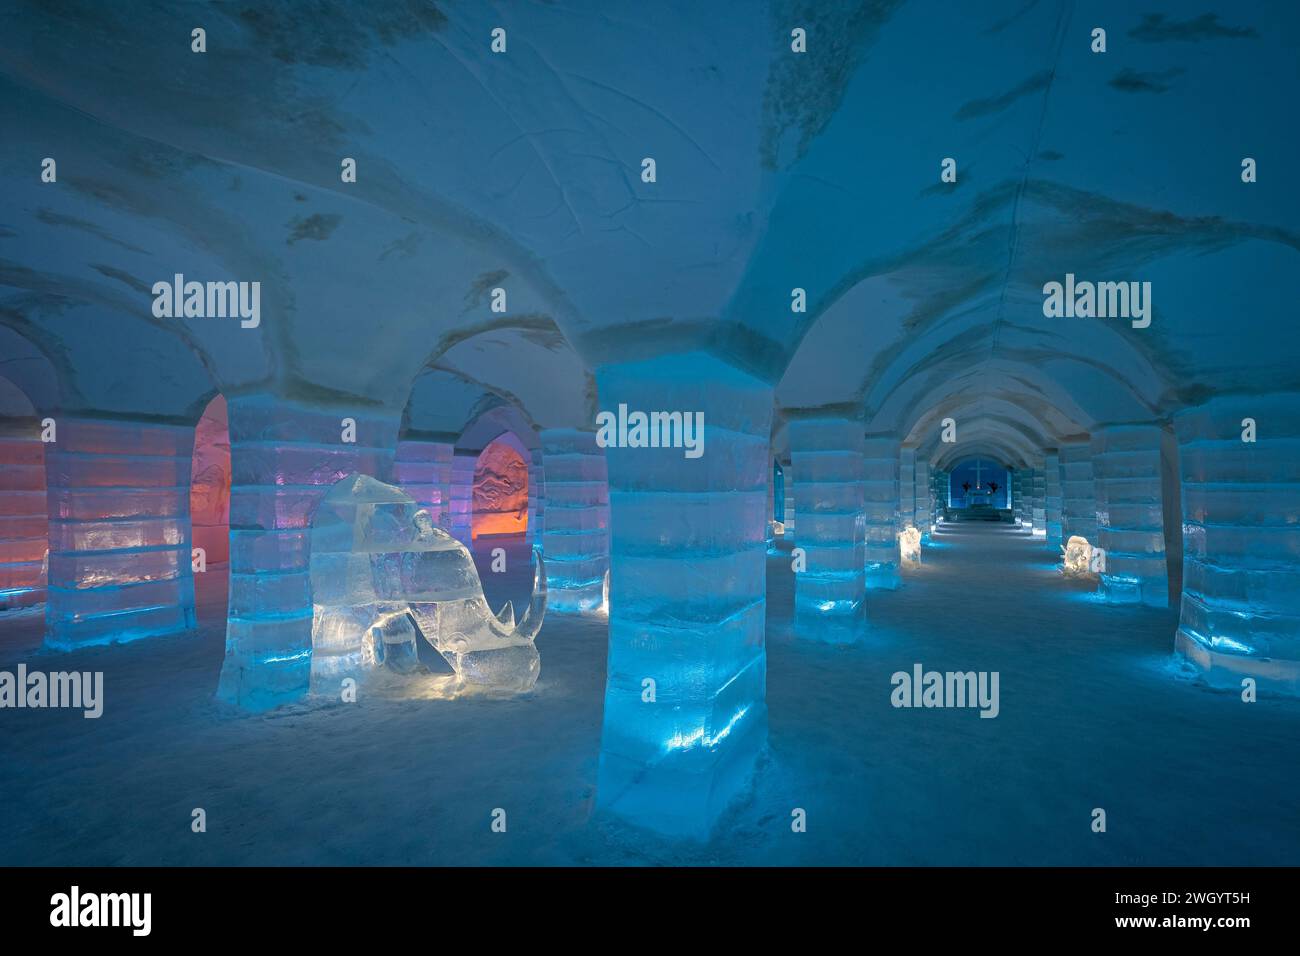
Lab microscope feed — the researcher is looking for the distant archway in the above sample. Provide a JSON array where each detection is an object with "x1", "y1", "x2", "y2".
[
  {"x1": 472, "y1": 434, "x2": 529, "y2": 539},
  {"x1": 948, "y1": 457, "x2": 1009, "y2": 509}
]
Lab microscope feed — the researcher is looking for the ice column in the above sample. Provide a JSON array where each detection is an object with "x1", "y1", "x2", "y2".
[
  {"x1": 898, "y1": 446, "x2": 916, "y2": 530},
  {"x1": 792, "y1": 418, "x2": 865, "y2": 642},
  {"x1": 765, "y1": 456, "x2": 776, "y2": 553},
  {"x1": 1173, "y1": 395, "x2": 1300, "y2": 692},
  {"x1": 782, "y1": 462, "x2": 795, "y2": 544},
  {"x1": 448, "y1": 449, "x2": 476, "y2": 545},
  {"x1": 539, "y1": 428, "x2": 609, "y2": 612},
  {"x1": 1058, "y1": 440, "x2": 1096, "y2": 544},
  {"x1": 1034, "y1": 465, "x2": 1045, "y2": 535},
  {"x1": 915, "y1": 460, "x2": 932, "y2": 539},
  {"x1": 0, "y1": 417, "x2": 47, "y2": 612},
  {"x1": 216, "y1": 398, "x2": 400, "y2": 709},
  {"x1": 862, "y1": 437, "x2": 900, "y2": 589},
  {"x1": 393, "y1": 439, "x2": 453, "y2": 528},
  {"x1": 594, "y1": 355, "x2": 770, "y2": 837},
  {"x1": 527, "y1": 447, "x2": 544, "y2": 547},
  {"x1": 1091, "y1": 424, "x2": 1168, "y2": 607},
  {"x1": 43, "y1": 419, "x2": 196, "y2": 650},
  {"x1": 1044, "y1": 452, "x2": 1062, "y2": 547}
]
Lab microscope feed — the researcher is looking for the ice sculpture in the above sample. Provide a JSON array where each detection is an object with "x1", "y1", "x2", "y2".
[
  {"x1": 309, "y1": 474, "x2": 545, "y2": 694},
  {"x1": 899, "y1": 526, "x2": 922, "y2": 568},
  {"x1": 1060, "y1": 535, "x2": 1093, "y2": 577}
]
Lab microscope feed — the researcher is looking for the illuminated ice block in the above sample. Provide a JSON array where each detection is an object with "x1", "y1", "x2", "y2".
[
  {"x1": 1174, "y1": 394, "x2": 1300, "y2": 693},
  {"x1": 863, "y1": 437, "x2": 900, "y2": 589},
  {"x1": 1044, "y1": 452, "x2": 1062, "y2": 548},
  {"x1": 539, "y1": 428, "x2": 609, "y2": 612},
  {"x1": 0, "y1": 419, "x2": 47, "y2": 612},
  {"x1": 43, "y1": 418, "x2": 196, "y2": 650},
  {"x1": 1058, "y1": 440, "x2": 1096, "y2": 544},
  {"x1": 793, "y1": 418, "x2": 865, "y2": 642},
  {"x1": 1091, "y1": 424, "x2": 1169, "y2": 608},
  {"x1": 594, "y1": 354, "x2": 769, "y2": 838},
  {"x1": 216, "y1": 397, "x2": 401, "y2": 710}
]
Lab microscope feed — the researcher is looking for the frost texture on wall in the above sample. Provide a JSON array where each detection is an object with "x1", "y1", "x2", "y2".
[{"x1": 472, "y1": 437, "x2": 528, "y2": 538}]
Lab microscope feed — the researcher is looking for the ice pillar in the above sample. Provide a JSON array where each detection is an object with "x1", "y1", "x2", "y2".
[
  {"x1": 782, "y1": 462, "x2": 795, "y2": 544},
  {"x1": 448, "y1": 449, "x2": 476, "y2": 545},
  {"x1": 594, "y1": 355, "x2": 769, "y2": 837},
  {"x1": 0, "y1": 417, "x2": 47, "y2": 612},
  {"x1": 1091, "y1": 424, "x2": 1168, "y2": 607},
  {"x1": 862, "y1": 437, "x2": 900, "y2": 589},
  {"x1": 1012, "y1": 469, "x2": 1026, "y2": 526},
  {"x1": 1030, "y1": 464, "x2": 1046, "y2": 535},
  {"x1": 216, "y1": 398, "x2": 400, "y2": 709},
  {"x1": 527, "y1": 447, "x2": 544, "y2": 547},
  {"x1": 1044, "y1": 452, "x2": 1062, "y2": 548},
  {"x1": 43, "y1": 418, "x2": 196, "y2": 650},
  {"x1": 1173, "y1": 395, "x2": 1300, "y2": 692},
  {"x1": 539, "y1": 428, "x2": 609, "y2": 612},
  {"x1": 792, "y1": 418, "x2": 865, "y2": 642},
  {"x1": 1058, "y1": 440, "x2": 1096, "y2": 544},
  {"x1": 899, "y1": 446, "x2": 916, "y2": 530},
  {"x1": 393, "y1": 439, "x2": 453, "y2": 528},
  {"x1": 915, "y1": 460, "x2": 932, "y2": 539}
]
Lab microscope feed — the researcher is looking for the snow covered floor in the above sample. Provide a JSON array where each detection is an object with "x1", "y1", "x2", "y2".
[{"x1": 2, "y1": 525, "x2": 1297, "y2": 865}]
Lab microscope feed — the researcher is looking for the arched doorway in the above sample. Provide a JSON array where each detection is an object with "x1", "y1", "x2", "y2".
[
  {"x1": 189, "y1": 394, "x2": 231, "y2": 612},
  {"x1": 471, "y1": 434, "x2": 529, "y2": 539}
]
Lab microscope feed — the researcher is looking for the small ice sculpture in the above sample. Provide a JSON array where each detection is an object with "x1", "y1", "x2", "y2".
[
  {"x1": 1060, "y1": 535, "x2": 1093, "y2": 577},
  {"x1": 899, "y1": 526, "x2": 922, "y2": 568},
  {"x1": 310, "y1": 474, "x2": 545, "y2": 694}
]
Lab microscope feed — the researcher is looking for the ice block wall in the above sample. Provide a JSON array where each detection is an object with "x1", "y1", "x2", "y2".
[
  {"x1": 216, "y1": 398, "x2": 401, "y2": 709},
  {"x1": 898, "y1": 446, "x2": 916, "y2": 530},
  {"x1": 1091, "y1": 424, "x2": 1168, "y2": 607},
  {"x1": 1058, "y1": 440, "x2": 1096, "y2": 544},
  {"x1": 44, "y1": 419, "x2": 196, "y2": 650},
  {"x1": 915, "y1": 460, "x2": 932, "y2": 539},
  {"x1": 765, "y1": 456, "x2": 776, "y2": 553},
  {"x1": 448, "y1": 449, "x2": 476, "y2": 545},
  {"x1": 539, "y1": 428, "x2": 608, "y2": 612},
  {"x1": 595, "y1": 355, "x2": 769, "y2": 837},
  {"x1": 1011, "y1": 469, "x2": 1024, "y2": 524},
  {"x1": 1031, "y1": 464, "x2": 1046, "y2": 535},
  {"x1": 0, "y1": 416, "x2": 47, "y2": 612},
  {"x1": 782, "y1": 462, "x2": 795, "y2": 544},
  {"x1": 1044, "y1": 452, "x2": 1062, "y2": 548},
  {"x1": 1174, "y1": 394, "x2": 1300, "y2": 692},
  {"x1": 393, "y1": 439, "x2": 453, "y2": 528},
  {"x1": 933, "y1": 468, "x2": 947, "y2": 518},
  {"x1": 792, "y1": 418, "x2": 865, "y2": 642},
  {"x1": 863, "y1": 437, "x2": 900, "y2": 590},
  {"x1": 190, "y1": 395, "x2": 231, "y2": 568}
]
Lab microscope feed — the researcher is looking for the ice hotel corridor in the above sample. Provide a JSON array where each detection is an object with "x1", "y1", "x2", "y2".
[{"x1": 1, "y1": 0, "x2": 1298, "y2": 870}]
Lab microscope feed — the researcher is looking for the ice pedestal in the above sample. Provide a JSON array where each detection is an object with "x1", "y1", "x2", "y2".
[
  {"x1": 216, "y1": 398, "x2": 401, "y2": 710},
  {"x1": 1059, "y1": 440, "x2": 1096, "y2": 544},
  {"x1": 863, "y1": 438, "x2": 900, "y2": 589},
  {"x1": 0, "y1": 420, "x2": 47, "y2": 612},
  {"x1": 1091, "y1": 424, "x2": 1169, "y2": 608},
  {"x1": 43, "y1": 419, "x2": 195, "y2": 650},
  {"x1": 1031, "y1": 464, "x2": 1046, "y2": 535},
  {"x1": 915, "y1": 460, "x2": 932, "y2": 540},
  {"x1": 1174, "y1": 394, "x2": 1300, "y2": 693},
  {"x1": 1044, "y1": 452, "x2": 1062, "y2": 548},
  {"x1": 394, "y1": 439, "x2": 453, "y2": 528},
  {"x1": 539, "y1": 428, "x2": 608, "y2": 613},
  {"x1": 792, "y1": 418, "x2": 866, "y2": 642},
  {"x1": 594, "y1": 355, "x2": 769, "y2": 838}
]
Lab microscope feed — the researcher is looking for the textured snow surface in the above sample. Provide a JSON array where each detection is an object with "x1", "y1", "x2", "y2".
[{"x1": 2, "y1": 526, "x2": 1297, "y2": 865}]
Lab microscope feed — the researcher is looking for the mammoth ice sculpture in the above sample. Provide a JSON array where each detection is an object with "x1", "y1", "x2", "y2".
[{"x1": 309, "y1": 474, "x2": 545, "y2": 694}]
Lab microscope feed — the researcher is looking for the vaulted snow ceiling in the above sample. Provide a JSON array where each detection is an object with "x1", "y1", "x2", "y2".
[{"x1": 2, "y1": 1, "x2": 1296, "y2": 464}]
